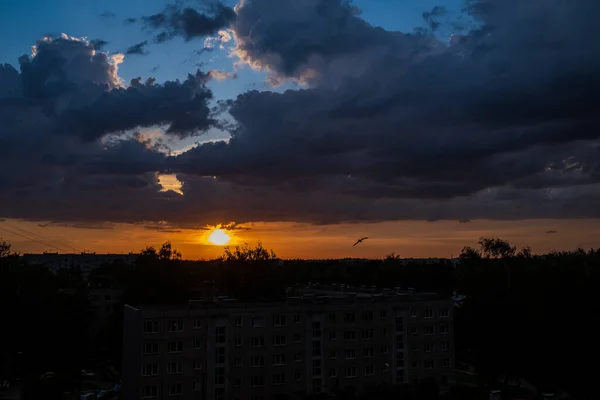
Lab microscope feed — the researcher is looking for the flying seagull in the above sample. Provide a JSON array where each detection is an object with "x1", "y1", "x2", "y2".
[{"x1": 353, "y1": 237, "x2": 369, "y2": 246}]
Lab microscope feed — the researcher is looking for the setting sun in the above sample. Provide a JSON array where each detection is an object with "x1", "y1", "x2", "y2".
[{"x1": 208, "y1": 229, "x2": 231, "y2": 245}]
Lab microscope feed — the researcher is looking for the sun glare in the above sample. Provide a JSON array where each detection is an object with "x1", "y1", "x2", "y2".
[{"x1": 208, "y1": 229, "x2": 231, "y2": 245}]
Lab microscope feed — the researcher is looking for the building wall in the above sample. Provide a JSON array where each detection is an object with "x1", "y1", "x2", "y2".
[
  {"x1": 123, "y1": 295, "x2": 454, "y2": 400},
  {"x1": 21, "y1": 253, "x2": 137, "y2": 278}
]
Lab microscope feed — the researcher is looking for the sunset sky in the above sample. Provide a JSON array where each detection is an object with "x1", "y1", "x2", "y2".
[{"x1": 1, "y1": 0, "x2": 599, "y2": 259}]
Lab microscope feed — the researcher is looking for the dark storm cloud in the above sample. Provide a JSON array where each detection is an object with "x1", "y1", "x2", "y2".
[
  {"x1": 3, "y1": 1, "x2": 600, "y2": 229},
  {"x1": 197, "y1": 0, "x2": 600, "y2": 202},
  {"x1": 125, "y1": 41, "x2": 149, "y2": 55},
  {"x1": 2, "y1": 35, "x2": 218, "y2": 142},
  {"x1": 142, "y1": 2, "x2": 235, "y2": 43},
  {"x1": 0, "y1": 35, "x2": 220, "y2": 225},
  {"x1": 57, "y1": 72, "x2": 216, "y2": 141}
]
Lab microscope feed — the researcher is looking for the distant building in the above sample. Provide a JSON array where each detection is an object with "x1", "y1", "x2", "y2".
[
  {"x1": 122, "y1": 289, "x2": 454, "y2": 400},
  {"x1": 89, "y1": 287, "x2": 124, "y2": 337},
  {"x1": 21, "y1": 252, "x2": 137, "y2": 278}
]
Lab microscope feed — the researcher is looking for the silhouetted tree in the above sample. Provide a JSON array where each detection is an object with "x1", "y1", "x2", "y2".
[{"x1": 477, "y1": 237, "x2": 516, "y2": 259}]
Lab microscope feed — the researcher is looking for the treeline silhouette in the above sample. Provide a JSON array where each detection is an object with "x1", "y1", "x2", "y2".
[{"x1": 1, "y1": 238, "x2": 599, "y2": 399}]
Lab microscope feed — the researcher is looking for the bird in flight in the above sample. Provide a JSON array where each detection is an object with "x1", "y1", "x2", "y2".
[{"x1": 353, "y1": 237, "x2": 369, "y2": 246}]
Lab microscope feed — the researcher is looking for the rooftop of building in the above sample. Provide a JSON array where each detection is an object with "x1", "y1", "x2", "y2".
[{"x1": 127, "y1": 285, "x2": 446, "y2": 313}]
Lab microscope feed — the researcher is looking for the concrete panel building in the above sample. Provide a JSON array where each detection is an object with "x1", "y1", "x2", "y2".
[{"x1": 122, "y1": 290, "x2": 454, "y2": 400}]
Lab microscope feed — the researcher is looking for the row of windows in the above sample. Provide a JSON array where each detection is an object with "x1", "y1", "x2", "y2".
[
  {"x1": 142, "y1": 361, "x2": 203, "y2": 376},
  {"x1": 411, "y1": 359, "x2": 452, "y2": 369},
  {"x1": 411, "y1": 307, "x2": 450, "y2": 318},
  {"x1": 418, "y1": 341, "x2": 451, "y2": 353},
  {"x1": 143, "y1": 314, "x2": 304, "y2": 334},
  {"x1": 143, "y1": 308, "x2": 450, "y2": 334},
  {"x1": 411, "y1": 324, "x2": 450, "y2": 336},
  {"x1": 145, "y1": 331, "x2": 448, "y2": 357}
]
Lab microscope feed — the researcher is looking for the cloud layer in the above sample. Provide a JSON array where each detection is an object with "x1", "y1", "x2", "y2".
[{"x1": 2, "y1": 0, "x2": 600, "y2": 228}]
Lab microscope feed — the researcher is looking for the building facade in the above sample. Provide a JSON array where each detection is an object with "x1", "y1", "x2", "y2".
[
  {"x1": 122, "y1": 292, "x2": 454, "y2": 400},
  {"x1": 21, "y1": 252, "x2": 137, "y2": 278}
]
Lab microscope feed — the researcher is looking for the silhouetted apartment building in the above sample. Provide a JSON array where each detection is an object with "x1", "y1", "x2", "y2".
[
  {"x1": 122, "y1": 291, "x2": 454, "y2": 400},
  {"x1": 21, "y1": 252, "x2": 137, "y2": 278}
]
